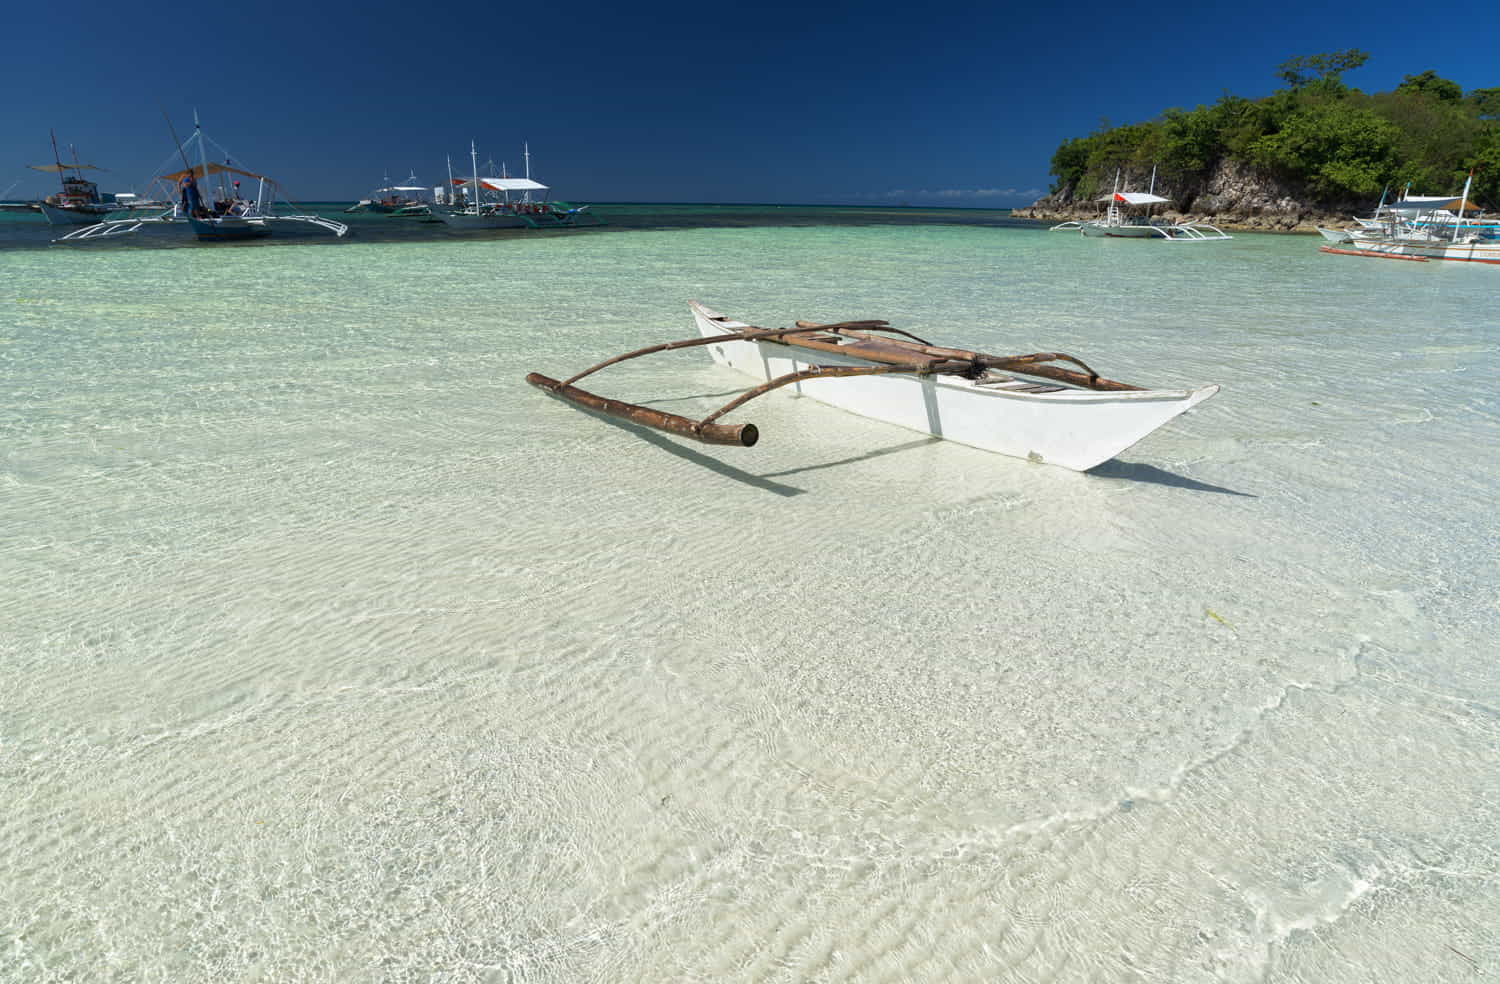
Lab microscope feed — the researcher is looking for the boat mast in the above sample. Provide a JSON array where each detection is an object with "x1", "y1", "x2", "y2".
[
  {"x1": 161, "y1": 109, "x2": 195, "y2": 216},
  {"x1": 524, "y1": 142, "x2": 531, "y2": 203},
  {"x1": 1454, "y1": 171, "x2": 1473, "y2": 243},
  {"x1": 193, "y1": 109, "x2": 213, "y2": 203},
  {"x1": 48, "y1": 129, "x2": 66, "y2": 195},
  {"x1": 470, "y1": 140, "x2": 480, "y2": 214}
]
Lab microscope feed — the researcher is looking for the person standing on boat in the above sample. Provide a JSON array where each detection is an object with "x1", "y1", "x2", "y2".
[{"x1": 179, "y1": 170, "x2": 204, "y2": 218}]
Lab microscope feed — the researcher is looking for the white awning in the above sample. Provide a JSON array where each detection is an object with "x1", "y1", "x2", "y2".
[
  {"x1": 1100, "y1": 191, "x2": 1170, "y2": 205},
  {"x1": 456, "y1": 177, "x2": 549, "y2": 192},
  {"x1": 1390, "y1": 195, "x2": 1466, "y2": 213}
]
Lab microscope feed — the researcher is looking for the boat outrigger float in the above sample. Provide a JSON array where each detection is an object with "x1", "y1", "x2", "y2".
[{"x1": 526, "y1": 301, "x2": 1219, "y2": 471}]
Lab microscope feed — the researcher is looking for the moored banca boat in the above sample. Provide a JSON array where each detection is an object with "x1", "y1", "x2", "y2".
[{"x1": 526, "y1": 302, "x2": 1219, "y2": 471}]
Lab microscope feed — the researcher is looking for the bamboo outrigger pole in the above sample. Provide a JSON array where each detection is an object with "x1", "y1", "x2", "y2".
[
  {"x1": 527, "y1": 321, "x2": 963, "y2": 447},
  {"x1": 527, "y1": 316, "x2": 1144, "y2": 448}
]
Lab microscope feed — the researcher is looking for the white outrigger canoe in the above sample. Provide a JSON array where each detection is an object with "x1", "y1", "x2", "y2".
[{"x1": 527, "y1": 302, "x2": 1219, "y2": 472}]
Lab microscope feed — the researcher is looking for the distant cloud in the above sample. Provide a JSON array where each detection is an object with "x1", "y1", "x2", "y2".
[{"x1": 854, "y1": 187, "x2": 1044, "y2": 203}]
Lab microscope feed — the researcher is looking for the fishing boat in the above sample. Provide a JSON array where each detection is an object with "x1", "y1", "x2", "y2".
[
  {"x1": 526, "y1": 302, "x2": 1219, "y2": 471},
  {"x1": 54, "y1": 116, "x2": 348, "y2": 244},
  {"x1": 344, "y1": 172, "x2": 437, "y2": 216},
  {"x1": 1317, "y1": 173, "x2": 1500, "y2": 265},
  {"x1": 1050, "y1": 168, "x2": 1231, "y2": 242},
  {"x1": 29, "y1": 132, "x2": 131, "y2": 225},
  {"x1": 438, "y1": 142, "x2": 602, "y2": 229},
  {"x1": 1348, "y1": 187, "x2": 1500, "y2": 240}
]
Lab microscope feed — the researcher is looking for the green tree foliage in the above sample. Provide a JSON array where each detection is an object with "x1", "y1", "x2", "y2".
[
  {"x1": 1471, "y1": 132, "x2": 1500, "y2": 203},
  {"x1": 1275, "y1": 49, "x2": 1370, "y2": 89},
  {"x1": 1396, "y1": 70, "x2": 1463, "y2": 102},
  {"x1": 1043, "y1": 53, "x2": 1500, "y2": 207},
  {"x1": 1373, "y1": 85, "x2": 1486, "y2": 190},
  {"x1": 1469, "y1": 87, "x2": 1500, "y2": 119},
  {"x1": 1249, "y1": 104, "x2": 1399, "y2": 196}
]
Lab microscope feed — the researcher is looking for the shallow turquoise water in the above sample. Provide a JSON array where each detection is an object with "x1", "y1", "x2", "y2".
[{"x1": 2, "y1": 225, "x2": 1496, "y2": 982}]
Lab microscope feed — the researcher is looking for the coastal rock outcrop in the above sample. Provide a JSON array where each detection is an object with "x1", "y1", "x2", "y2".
[{"x1": 1011, "y1": 159, "x2": 1362, "y2": 233}]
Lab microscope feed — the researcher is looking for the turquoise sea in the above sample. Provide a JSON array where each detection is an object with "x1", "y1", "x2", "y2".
[{"x1": 2, "y1": 212, "x2": 1497, "y2": 982}]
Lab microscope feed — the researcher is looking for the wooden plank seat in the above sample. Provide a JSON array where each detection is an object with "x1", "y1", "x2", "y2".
[{"x1": 976, "y1": 378, "x2": 1069, "y2": 393}]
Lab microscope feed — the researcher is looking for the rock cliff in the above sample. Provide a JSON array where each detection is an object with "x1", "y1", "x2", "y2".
[{"x1": 1011, "y1": 159, "x2": 1364, "y2": 233}]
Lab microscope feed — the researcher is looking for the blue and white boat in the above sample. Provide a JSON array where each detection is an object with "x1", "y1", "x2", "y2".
[{"x1": 54, "y1": 116, "x2": 347, "y2": 244}]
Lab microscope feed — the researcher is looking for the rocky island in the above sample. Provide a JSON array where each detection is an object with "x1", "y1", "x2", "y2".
[{"x1": 1011, "y1": 52, "x2": 1500, "y2": 234}]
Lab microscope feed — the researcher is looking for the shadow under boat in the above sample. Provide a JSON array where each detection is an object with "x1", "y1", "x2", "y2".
[
  {"x1": 574, "y1": 397, "x2": 1251, "y2": 497},
  {"x1": 1087, "y1": 459, "x2": 1256, "y2": 496},
  {"x1": 571, "y1": 403, "x2": 805, "y2": 497}
]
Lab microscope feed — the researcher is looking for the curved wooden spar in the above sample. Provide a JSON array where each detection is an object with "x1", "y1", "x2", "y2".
[
  {"x1": 561, "y1": 321, "x2": 897, "y2": 388},
  {"x1": 698, "y1": 362, "x2": 967, "y2": 426},
  {"x1": 794, "y1": 319, "x2": 936, "y2": 347},
  {"x1": 798, "y1": 322, "x2": 1143, "y2": 391}
]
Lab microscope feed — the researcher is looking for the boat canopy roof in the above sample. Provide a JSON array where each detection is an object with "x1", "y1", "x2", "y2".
[
  {"x1": 1103, "y1": 191, "x2": 1170, "y2": 205},
  {"x1": 1391, "y1": 195, "x2": 1475, "y2": 213},
  {"x1": 30, "y1": 162, "x2": 105, "y2": 173},
  {"x1": 455, "y1": 177, "x2": 549, "y2": 192},
  {"x1": 378, "y1": 185, "x2": 428, "y2": 192},
  {"x1": 162, "y1": 161, "x2": 269, "y2": 183}
]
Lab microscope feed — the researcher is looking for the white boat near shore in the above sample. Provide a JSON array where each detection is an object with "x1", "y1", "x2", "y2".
[
  {"x1": 29, "y1": 132, "x2": 132, "y2": 225},
  {"x1": 53, "y1": 117, "x2": 348, "y2": 244},
  {"x1": 1050, "y1": 168, "x2": 1231, "y2": 242},
  {"x1": 525, "y1": 302, "x2": 1219, "y2": 472},
  {"x1": 1317, "y1": 175, "x2": 1500, "y2": 265},
  {"x1": 438, "y1": 142, "x2": 602, "y2": 230},
  {"x1": 689, "y1": 303, "x2": 1219, "y2": 470}
]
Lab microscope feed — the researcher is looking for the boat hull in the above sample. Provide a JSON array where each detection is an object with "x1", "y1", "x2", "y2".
[
  {"x1": 1079, "y1": 222, "x2": 1162, "y2": 238},
  {"x1": 437, "y1": 210, "x2": 530, "y2": 229},
  {"x1": 1334, "y1": 233, "x2": 1500, "y2": 264},
  {"x1": 39, "y1": 202, "x2": 123, "y2": 225},
  {"x1": 689, "y1": 302, "x2": 1217, "y2": 471},
  {"x1": 438, "y1": 205, "x2": 603, "y2": 229},
  {"x1": 1073, "y1": 220, "x2": 1231, "y2": 241},
  {"x1": 188, "y1": 216, "x2": 272, "y2": 241}
]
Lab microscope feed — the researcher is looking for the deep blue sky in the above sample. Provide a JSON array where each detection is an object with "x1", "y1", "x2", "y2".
[{"x1": 3, "y1": 0, "x2": 1497, "y2": 205}]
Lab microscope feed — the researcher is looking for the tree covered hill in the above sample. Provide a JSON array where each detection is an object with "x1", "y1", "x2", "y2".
[{"x1": 1018, "y1": 52, "x2": 1500, "y2": 228}]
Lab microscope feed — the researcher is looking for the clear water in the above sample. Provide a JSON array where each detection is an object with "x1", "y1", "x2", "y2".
[{"x1": 2, "y1": 225, "x2": 1496, "y2": 982}]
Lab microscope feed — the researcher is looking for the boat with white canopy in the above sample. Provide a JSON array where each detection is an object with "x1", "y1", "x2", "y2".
[
  {"x1": 1317, "y1": 174, "x2": 1500, "y2": 264},
  {"x1": 1322, "y1": 181, "x2": 1500, "y2": 244},
  {"x1": 437, "y1": 142, "x2": 602, "y2": 229},
  {"x1": 344, "y1": 172, "x2": 438, "y2": 217},
  {"x1": 1051, "y1": 168, "x2": 1231, "y2": 241}
]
